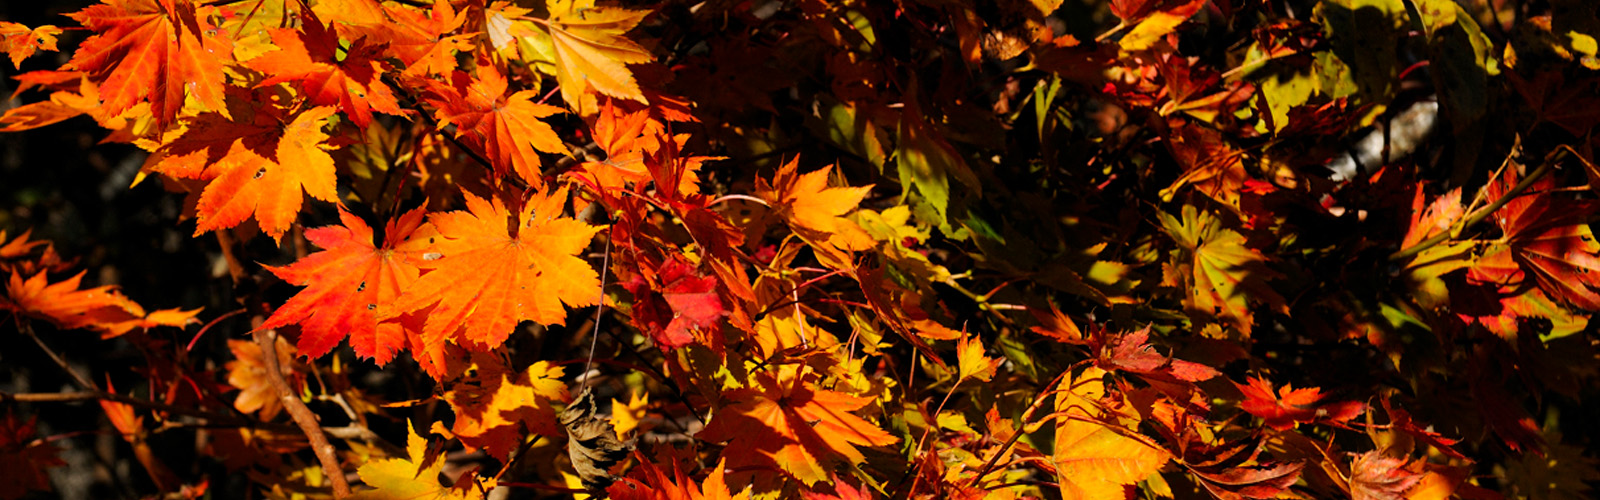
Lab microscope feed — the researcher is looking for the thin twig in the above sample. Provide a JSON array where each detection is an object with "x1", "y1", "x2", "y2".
[
  {"x1": 1389, "y1": 147, "x2": 1564, "y2": 261},
  {"x1": 964, "y1": 371, "x2": 1070, "y2": 488},
  {"x1": 582, "y1": 229, "x2": 613, "y2": 383},
  {"x1": 17, "y1": 323, "x2": 268, "y2": 427}
]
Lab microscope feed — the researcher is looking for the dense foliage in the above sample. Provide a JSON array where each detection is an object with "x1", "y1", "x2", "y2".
[{"x1": 3, "y1": 0, "x2": 1600, "y2": 498}]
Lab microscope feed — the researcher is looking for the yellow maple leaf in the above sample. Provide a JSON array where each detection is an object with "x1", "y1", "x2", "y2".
[
  {"x1": 354, "y1": 421, "x2": 493, "y2": 500},
  {"x1": 444, "y1": 355, "x2": 569, "y2": 460},
  {"x1": 529, "y1": 0, "x2": 654, "y2": 110},
  {"x1": 1052, "y1": 368, "x2": 1168, "y2": 500}
]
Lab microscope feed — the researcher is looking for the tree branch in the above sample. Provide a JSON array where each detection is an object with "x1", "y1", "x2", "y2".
[{"x1": 253, "y1": 328, "x2": 352, "y2": 498}]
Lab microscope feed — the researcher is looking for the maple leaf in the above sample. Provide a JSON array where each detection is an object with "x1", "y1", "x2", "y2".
[
  {"x1": 1052, "y1": 369, "x2": 1169, "y2": 500},
  {"x1": 1118, "y1": 0, "x2": 1206, "y2": 52},
  {"x1": 610, "y1": 390, "x2": 650, "y2": 438},
  {"x1": 0, "y1": 22, "x2": 62, "y2": 68},
  {"x1": 64, "y1": 0, "x2": 234, "y2": 128},
  {"x1": 0, "y1": 412, "x2": 65, "y2": 500},
  {"x1": 383, "y1": 188, "x2": 602, "y2": 352},
  {"x1": 0, "y1": 229, "x2": 68, "y2": 276},
  {"x1": 2, "y1": 270, "x2": 198, "y2": 338},
  {"x1": 1349, "y1": 451, "x2": 1424, "y2": 500},
  {"x1": 1029, "y1": 300, "x2": 1087, "y2": 344},
  {"x1": 1161, "y1": 124, "x2": 1252, "y2": 210},
  {"x1": 145, "y1": 104, "x2": 341, "y2": 241},
  {"x1": 245, "y1": 13, "x2": 403, "y2": 128},
  {"x1": 225, "y1": 336, "x2": 300, "y2": 421},
  {"x1": 444, "y1": 357, "x2": 568, "y2": 460},
  {"x1": 1234, "y1": 376, "x2": 1364, "y2": 430},
  {"x1": 572, "y1": 96, "x2": 701, "y2": 194},
  {"x1": 312, "y1": 0, "x2": 472, "y2": 78},
  {"x1": 956, "y1": 334, "x2": 1001, "y2": 382},
  {"x1": 1172, "y1": 433, "x2": 1304, "y2": 500},
  {"x1": 261, "y1": 207, "x2": 433, "y2": 363},
  {"x1": 354, "y1": 421, "x2": 490, "y2": 500},
  {"x1": 1401, "y1": 187, "x2": 1468, "y2": 309},
  {"x1": 532, "y1": 0, "x2": 655, "y2": 109},
  {"x1": 606, "y1": 457, "x2": 750, "y2": 500},
  {"x1": 755, "y1": 158, "x2": 876, "y2": 267},
  {"x1": 1468, "y1": 162, "x2": 1600, "y2": 310},
  {"x1": 421, "y1": 67, "x2": 569, "y2": 186},
  {"x1": 621, "y1": 256, "x2": 727, "y2": 350},
  {"x1": 1096, "y1": 327, "x2": 1220, "y2": 382},
  {"x1": 697, "y1": 365, "x2": 898, "y2": 486},
  {"x1": 1186, "y1": 452, "x2": 1304, "y2": 500},
  {"x1": 99, "y1": 385, "x2": 181, "y2": 491},
  {"x1": 1160, "y1": 203, "x2": 1286, "y2": 337}
]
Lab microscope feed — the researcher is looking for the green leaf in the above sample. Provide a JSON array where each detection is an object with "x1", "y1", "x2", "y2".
[
  {"x1": 1411, "y1": 0, "x2": 1496, "y2": 127},
  {"x1": 896, "y1": 100, "x2": 980, "y2": 226}
]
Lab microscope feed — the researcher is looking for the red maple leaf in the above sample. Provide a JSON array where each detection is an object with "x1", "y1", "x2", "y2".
[
  {"x1": 1096, "y1": 326, "x2": 1220, "y2": 383},
  {"x1": 260, "y1": 207, "x2": 432, "y2": 363},
  {"x1": 1467, "y1": 163, "x2": 1600, "y2": 310},
  {"x1": 0, "y1": 412, "x2": 66, "y2": 499},
  {"x1": 1234, "y1": 376, "x2": 1363, "y2": 430},
  {"x1": 621, "y1": 257, "x2": 726, "y2": 350},
  {"x1": 1348, "y1": 451, "x2": 1424, "y2": 500}
]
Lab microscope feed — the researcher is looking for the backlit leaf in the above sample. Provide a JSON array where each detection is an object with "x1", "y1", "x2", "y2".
[
  {"x1": 383, "y1": 188, "x2": 601, "y2": 354},
  {"x1": 261, "y1": 206, "x2": 433, "y2": 364},
  {"x1": 64, "y1": 0, "x2": 234, "y2": 128}
]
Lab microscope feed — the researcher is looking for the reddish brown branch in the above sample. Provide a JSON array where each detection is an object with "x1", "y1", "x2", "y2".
[{"x1": 253, "y1": 328, "x2": 352, "y2": 498}]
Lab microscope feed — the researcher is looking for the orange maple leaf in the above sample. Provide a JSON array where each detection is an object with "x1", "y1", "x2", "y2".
[
  {"x1": 606, "y1": 457, "x2": 751, "y2": 500},
  {"x1": 310, "y1": 0, "x2": 474, "y2": 78},
  {"x1": 3, "y1": 270, "x2": 198, "y2": 338},
  {"x1": 0, "y1": 22, "x2": 62, "y2": 69},
  {"x1": 0, "y1": 229, "x2": 69, "y2": 276},
  {"x1": 1052, "y1": 367, "x2": 1170, "y2": 500},
  {"x1": 225, "y1": 337, "x2": 299, "y2": 421},
  {"x1": 260, "y1": 206, "x2": 434, "y2": 363},
  {"x1": 572, "y1": 96, "x2": 702, "y2": 194},
  {"x1": 245, "y1": 13, "x2": 404, "y2": 128},
  {"x1": 697, "y1": 365, "x2": 898, "y2": 487},
  {"x1": 755, "y1": 158, "x2": 875, "y2": 268},
  {"x1": 145, "y1": 105, "x2": 340, "y2": 241},
  {"x1": 383, "y1": 188, "x2": 602, "y2": 352},
  {"x1": 64, "y1": 0, "x2": 234, "y2": 128},
  {"x1": 421, "y1": 67, "x2": 569, "y2": 186}
]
